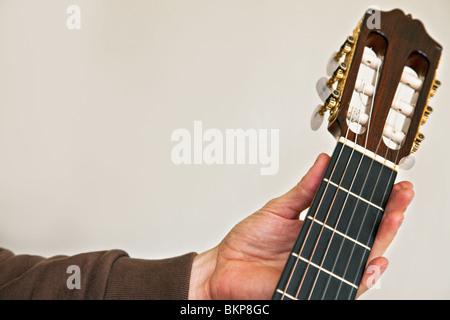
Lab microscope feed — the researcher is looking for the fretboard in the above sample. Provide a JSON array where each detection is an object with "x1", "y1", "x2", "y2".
[{"x1": 273, "y1": 138, "x2": 397, "y2": 300}]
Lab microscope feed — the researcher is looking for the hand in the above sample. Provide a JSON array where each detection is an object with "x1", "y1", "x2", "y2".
[{"x1": 188, "y1": 153, "x2": 415, "y2": 300}]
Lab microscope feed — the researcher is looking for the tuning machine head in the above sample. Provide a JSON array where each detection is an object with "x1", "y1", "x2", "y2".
[
  {"x1": 326, "y1": 62, "x2": 348, "y2": 87},
  {"x1": 313, "y1": 33, "x2": 356, "y2": 132},
  {"x1": 335, "y1": 36, "x2": 356, "y2": 62},
  {"x1": 401, "y1": 132, "x2": 424, "y2": 170},
  {"x1": 429, "y1": 79, "x2": 441, "y2": 98},
  {"x1": 411, "y1": 132, "x2": 425, "y2": 153},
  {"x1": 420, "y1": 106, "x2": 433, "y2": 125},
  {"x1": 310, "y1": 89, "x2": 341, "y2": 131}
]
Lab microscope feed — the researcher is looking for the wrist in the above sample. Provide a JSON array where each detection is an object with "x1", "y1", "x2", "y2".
[{"x1": 188, "y1": 246, "x2": 218, "y2": 300}]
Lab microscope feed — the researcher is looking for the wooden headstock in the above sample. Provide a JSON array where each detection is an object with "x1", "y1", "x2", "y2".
[{"x1": 315, "y1": 8, "x2": 442, "y2": 167}]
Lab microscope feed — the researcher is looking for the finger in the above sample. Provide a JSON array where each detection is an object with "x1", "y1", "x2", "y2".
[
  {"x1": 262, "y1": 153, "x2": 331, "y2": 220},
  {"x1": 384, "y1": 182, "x2": 415, "y2": 215},
  {"x1": 369, "y1": 186, "x2": 414, "y2": 260},
  {"x1": 355, "y1": 256, "x2": 389, "y2": 299}
]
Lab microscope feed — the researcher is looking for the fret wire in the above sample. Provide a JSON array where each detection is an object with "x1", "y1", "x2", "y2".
[
  {"x1": 275, "y1": 289, "x2": 298, "y2": 300},
  {"x1": 306, "y1": 190, "x2": 381, "y2": 247},
  {"x1": 294, "y1": 140, "x2": 359, "y2": 299},
  {"x1": 334, "y1": 79, "x2": 404, "y2": 299},
  {"x1": 282, "y1": 102, "x2": 369, "y2": 299},
  {"x1": 344, "y1": 144, "x2": 400, "y2": 299},
  {"x1": 278, "y1": 138, "x2": 350, "y2": 299},
  {"x1": 273, "y1": 142, "x2": 397, "y2": 300},
  {"x1": 306, "y1": 216, "x2": 371, "y2": 251},
  {"x1": 309, "y1": 141, "x2": 371, "y2": 300},
  {"x1": 323, "y1": 178, "x2": 384, "y2": 211},
  {"x1": 321, "y1": 137, "x2": 385, "y2": 299},
  {"x1": 315, "y1": 65, "x2": 383, "y2": 299},
  {"x1": 275, "y1": 98, "x2": 396, "y2": 300},
  {"x1": 290, "y1": 252, "x2": 359, "y2": 289}
]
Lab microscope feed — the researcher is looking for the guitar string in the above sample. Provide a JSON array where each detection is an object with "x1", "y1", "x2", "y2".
[
  {"x1": 295, "y1": 111, "x2": 363, "y2": 300},
  {"x1": 290, "y1": 52, "x2": 382, "y2": 299},
  {"x1": 345, "y1": 147, "x2": 400, "y2": 299},
  {"x1": 350, "y1": 151, "x2": 401, "y2": 297},
  {"x1": 327, "y1": 110, "x2": 399, "y2": 299},
  {"x1": 333, "y1": 134, "x2": 401, "y2": 299},
  {"x1": 279, "y1": 99, "x2": 359, "y2": 299},
  {"x1": 318, "y1": 57, "x2": 419, "y2": 300},
  {"x1": 281, "y1": 46, "x2": 383, "y2": 299},
  {"x1": 335, "y1": 74, "x2": 408, "y2": 298},
  {"x1": 329, "y1": 73, "x2": 408, "y2": 299},
  {"x1": 304, "y1": 60, "x2": 383, "y2": 299},
  {"x1": 279, "y1": 66, "x2": 364, "y2": 299},
  {"x1": 343, "y1": 81, "x2": 413, "y2": 299},
  {"x1": 297, "y1": 83, "x2": 373, "y2": 300},
  {"x1": 318, "y1": 136, "x2": 385, "y2": 299}
]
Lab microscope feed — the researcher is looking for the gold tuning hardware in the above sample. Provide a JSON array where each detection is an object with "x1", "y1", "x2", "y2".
[
  {"x1": 420, "y1": 106, "x2": 433, "y2": 125},
  {"x1": 429, "y1": 79, "x2": 441, "y2": 98},
  {"x1": 411, "y1": 132, "x2": 425, "y2": 153},
  {"x1": 318, "y1": 90, "x2": 340, "y2": 116},
  {"x1": 326, "y1": 62, "x2": 348, "y2": 87},
  {"x1": 334, "y1": 36, "x2": 356, "y2": 61},
  {"x1": 315, "y1": 21, "x2": 361, "y2": 126}
]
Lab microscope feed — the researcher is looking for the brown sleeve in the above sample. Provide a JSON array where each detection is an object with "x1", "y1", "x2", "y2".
[{"x1": 0, "y1": 247, "x2": 197, "y2": 300}]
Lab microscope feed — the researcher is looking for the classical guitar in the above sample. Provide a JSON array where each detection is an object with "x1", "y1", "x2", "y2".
[{"x1": 273, "y1": 8, "x2": 442, "y2": 300}]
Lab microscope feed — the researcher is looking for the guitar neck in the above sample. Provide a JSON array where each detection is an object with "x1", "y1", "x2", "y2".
[{"x1": 273, "y1": 137, "x2": 397, "y2": 300}]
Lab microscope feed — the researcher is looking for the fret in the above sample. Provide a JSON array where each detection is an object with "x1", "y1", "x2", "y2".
[
  {"x1": 306, "y1": 179, "x2": 385, "y2": 246},
  {"x1": 273, "y1": 251, "x2": 358, "y2": 300},
  {"x1": 275, "y1": 289, "x2": 297, "y2": 300},
  {"x1": 290, "y1": 252, "x2": 360, "y2": 289},
  {"x1": 323, "y1": 178, "x2": 384, "y2": 212},
  {"x1": 306, "y1": 216, "x2": 371, "y2": 251},
  {"x1": 291, "y1": 218, "x2": 370, "y2": 282},
  {"x1": 324, "y1": 140, "x2": 397, "y2": 208},
  {"x1": 271, "y1": 8, "x2": 443, "y2": 301},
  {"x1": 273, "y1": 139, "x2": 397, "y2": 300}
]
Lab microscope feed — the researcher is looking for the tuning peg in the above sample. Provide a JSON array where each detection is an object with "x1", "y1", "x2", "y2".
[
  {"x1": 399, "y1": 155, "x2": 416, "y2": 170},
  {"x1": 334, "y1": 36, "x2": 356, "y2": 61},
  {"x1": 327, "y1": 62, "x2": 348, "y2": 87},
  {"x1": 361, "y1": 47, "x2": 382, "y2": 70},
  {"x1": 325, "y1": 36, "x2": 355, "y2": 77},
  {"x1": 316, "y1": 77, "x2": 332, "y2": 102},
  {"x1": 326, "y1": 51, "x2": 340, "y2": 76},
  {"x1": 420, "y1": 106, "x2": 433, "y2": 125},
  {"x1": 310, "y1": 104, "x2": 325, "y2": 131},
  {"x1": 429, "y1": 79, "x2": 441, "y2": 98},
  {"x1": 411, "y1": 132, "x2": 425, "y2": 153}
]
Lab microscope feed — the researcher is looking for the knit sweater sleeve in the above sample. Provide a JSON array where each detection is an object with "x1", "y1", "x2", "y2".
[{"x1": 0, "y1": 247, "x2": 197, "y2": 300}]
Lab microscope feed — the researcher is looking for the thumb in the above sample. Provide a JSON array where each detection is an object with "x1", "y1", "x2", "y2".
[{"x1": 262, "y1": 153, "x2": 330, "y2": 220}]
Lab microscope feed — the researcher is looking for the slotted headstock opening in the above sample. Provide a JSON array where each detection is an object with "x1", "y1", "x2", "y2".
[
  {"x1": 326, "y1": 9, "x2": 442, "y2": 167},
  {"x1": 382, "y1": 53, "x2": 429, "y2": 152},
  {"x1": 345, "y1": 32, "x2": 387, "y2": 136}
]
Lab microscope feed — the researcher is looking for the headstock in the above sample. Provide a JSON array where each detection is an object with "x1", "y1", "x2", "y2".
[{"x1": 312, "y1": 8, "x2": 442, "y2": 170}]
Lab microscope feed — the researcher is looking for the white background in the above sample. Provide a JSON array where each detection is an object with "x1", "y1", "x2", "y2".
[{"x1": 0, "y1": 0, "x2": 448, "y2": 299}]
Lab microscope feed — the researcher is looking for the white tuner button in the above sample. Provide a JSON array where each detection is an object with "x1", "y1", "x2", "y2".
[
  {"x1": 310, "y1": 104, "x2": 325, "y2": 131},
  {"x1": 316, "y1": 77, "x2": 332, "y2": 102},
  {"x1": 326, "y1": 51, "x2": 340, "y2": 76},
  {"x1": 399, "y1": 155, "x2": 416, "y2": 170}
]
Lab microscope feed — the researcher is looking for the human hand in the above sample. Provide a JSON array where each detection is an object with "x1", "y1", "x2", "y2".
[{"x1": 188, "y1": 153, "x2": 415, "y2": 299}]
